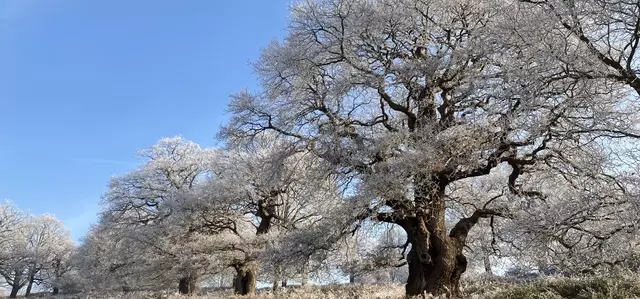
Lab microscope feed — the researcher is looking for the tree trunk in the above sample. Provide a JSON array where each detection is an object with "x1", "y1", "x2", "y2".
[
  {"x1": 402, "y1": 184, "x2": 472, "y2": 299},
  {"x1": 349, "y1": 274, "x2": 355, "y2": 284},
  {"x1": 52, "y1": 287, "x2": 59, "y2": 295},
  {"x1": 25, "y1": 271, "x2": 36, "y2": 297},
  {"x1": 178, "y1": 274, "x2": 197, "y2": 295},
  {"x1": 9, "y1": 270, "x2": 24, "y2": 299},
  {"x1": 281, "y1": 280, "x2": 287, "y2": 288},
  {"x1": 404, "y1": 223, "x2": 467, "y2": 298},
  {"x1": 9, "y1": 283, "x2": 21, "y2": 299},
  {"x1": 272, "y1": 264, "x2": 281, "y2": 293},
  {"x1": 189, "y1": 276, "x2": 197, "y2": 294},
  {"x1": 233, "y1": 265, "x2": 256, "y2": 296}
]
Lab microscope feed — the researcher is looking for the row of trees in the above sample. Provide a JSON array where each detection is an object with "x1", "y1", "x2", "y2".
[
  {"x1": 0, "y1": 204, "x2": 74, "y2": 298},
  {"x1": 75, "y1": 136, "x2": 370, "y2": 295},
  {"x1": 31, "y1": 0, "x2": 640, "y2": 298}
]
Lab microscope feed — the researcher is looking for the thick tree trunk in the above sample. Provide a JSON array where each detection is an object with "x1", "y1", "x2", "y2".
[
  {"x1": 9, "y1": 270, "x2": 24, "y2": 299},
  {"x1": 404, "y1": 223, "x2": 467, "y2": 298},
  {"x1": 9, "y1": 283, "x2": 22, "y2": 299},
  {"x1": 401, "y1": 182, "x2": 472, "y2": 299},
  {"x1": 233, "y1": 265, "x2": 256, "y2": 296},
  {"x1": 178, "y1": 278, "x2": 189, "y2": 295},
  {"x1": 178, "y1": 274, "x2": 197, "y2": 295}
]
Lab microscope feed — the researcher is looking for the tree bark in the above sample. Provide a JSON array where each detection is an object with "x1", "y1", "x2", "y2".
[
  {"x1": 178, "y1": 274, "x2": 197, "y2": 295},
  {"x1": 9, "y1": 283, "x2": 22, "y2": 299},
  {"x1": 404, "y1": 218, "x2": 467, "y2": 298},
  {"x1": 9, "y1": 270, "x2": 24, "y2": 299},
  {"x1": 400, "y1": 181, "x2": 475, "y2": 299},
  {"x1": 25, "y1": 270, "x2": 36, "y2": 297},
  {"x1": 233, "y1": 265, "x2": 256, "y2": 296}
]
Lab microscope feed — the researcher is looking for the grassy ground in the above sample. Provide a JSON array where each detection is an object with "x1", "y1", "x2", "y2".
[{"x1": 32, "y1": 275, "x2": 640, "y2": 299}]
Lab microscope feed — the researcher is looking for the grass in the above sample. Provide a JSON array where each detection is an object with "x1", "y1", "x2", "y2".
[{"x1": 26, "y1": 274, "x2": 640, "y2": 299}]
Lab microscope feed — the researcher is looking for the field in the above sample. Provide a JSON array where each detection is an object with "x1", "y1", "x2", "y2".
[{"x1": 37, "y1": 275, "x2": 640, "y2": 299}]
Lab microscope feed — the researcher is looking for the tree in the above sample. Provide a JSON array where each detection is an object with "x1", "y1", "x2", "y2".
[
  {"x1": 0, "y1": 203, "x2": 22, "y2": 246},
  {"x1": 94, "y1": 136, "x2": 342, "y2": 296},
  {"x1": 97, "y1": 136, "x2": 217, "y2": 294},
  {"x1": 184, "y1": 137, "x2": 343, "y2": 295},
  {"x1": 21, "y1": 215, "x2": 75, "y2": 297},
  {"x1": 0, "y1": 209, "x2": 73, "y2": 298},
  {"x1": 0, "y1": 203, "x2": 27, "y2": 298},
  {"x1": 222, "y1": 0, "x2": 640, "y2": 297}
]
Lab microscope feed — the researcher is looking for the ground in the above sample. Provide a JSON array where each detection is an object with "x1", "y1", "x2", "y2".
[{"x1": 19, "y1": 275, "x2": 640, "y2": 299}]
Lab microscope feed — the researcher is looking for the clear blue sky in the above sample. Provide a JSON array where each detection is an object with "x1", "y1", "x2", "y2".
[{"x1": 0, "y1": 0, "x2": 290, "y2": 241}]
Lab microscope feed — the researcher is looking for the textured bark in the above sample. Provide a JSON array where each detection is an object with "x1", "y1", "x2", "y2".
[
  {"x1": 404, "y1": 216, "x2": 467, "y2": 298},
  {"x1": 401, "y1": 181, "x2": 476, "y2": 298},
  {"x1": 233, "y1": 265, "x2": 256, "y2": 296}
]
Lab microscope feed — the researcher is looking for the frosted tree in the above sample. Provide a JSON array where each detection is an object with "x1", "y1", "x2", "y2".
[
  {"x1": 98, "y1": 136, "x2": 218, "y2": 294},
  {"x1": 0, "y1": 203, "x2": 22, "y2": 246},
  {"x1": 0, "y1": 209, "x2": 73, "y2": 298},
  {"x1": 182, "y1": 136, "x2": 343, "y2": 295},
  {"x1": 0, "y1": 203, "x2": 27, "y2": 298},
  {"x1": 222, "y1": 0, "x2": 640, "y2": 296},
  {"x1": 21, "y1": 215, "x2": 75, "y2": 297}
]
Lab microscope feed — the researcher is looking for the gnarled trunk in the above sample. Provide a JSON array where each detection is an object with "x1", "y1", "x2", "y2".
[
  {"x1": 404, "y1": 217, "x2": 467, "y2": 298},
  {"x1": 233, "y1": 265, "x2": 256, "y2": 296},
  {"x1": 400, "y1": 179, "x2": 485, "y2": 298}
]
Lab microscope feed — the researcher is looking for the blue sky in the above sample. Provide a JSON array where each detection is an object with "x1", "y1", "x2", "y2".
[{"x1": 0, "y1": 0, "x2": 291, "y2": 241}]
